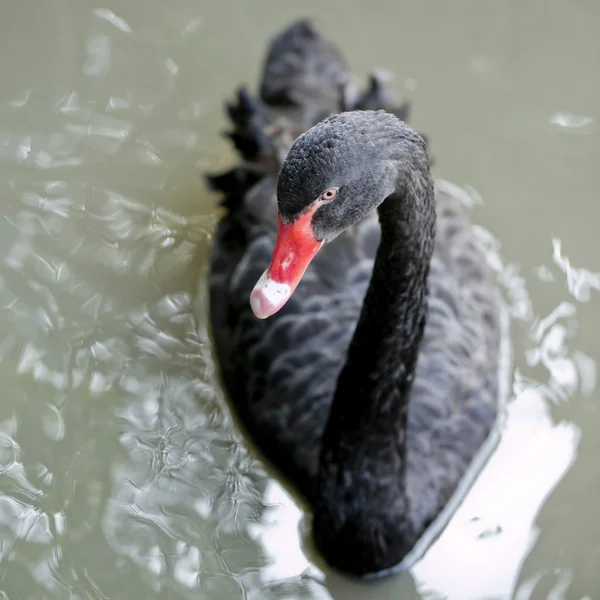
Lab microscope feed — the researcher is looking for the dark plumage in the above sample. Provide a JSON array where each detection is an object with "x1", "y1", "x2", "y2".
[{"x1": 207, "y1": 20, "x2": 502, "y2": 578}]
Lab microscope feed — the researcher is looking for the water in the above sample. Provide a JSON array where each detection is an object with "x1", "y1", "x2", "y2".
[{"x1": 0, "y1": 1, "x2": 599, "y2": 598}]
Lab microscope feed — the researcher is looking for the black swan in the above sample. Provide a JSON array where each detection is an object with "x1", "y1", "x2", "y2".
[{"x1": 208, "y1": 20, "x2": 503, "y2": 578}]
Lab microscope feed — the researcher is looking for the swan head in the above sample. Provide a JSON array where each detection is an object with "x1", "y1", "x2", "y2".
[{"x1": 251, "y1": 110, "x2": 428, "y2": 319}]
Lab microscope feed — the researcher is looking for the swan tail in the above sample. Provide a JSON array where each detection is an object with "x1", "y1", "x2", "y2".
[{"x1": 259, "y1": 19, "x2": 349, "y2": 110}]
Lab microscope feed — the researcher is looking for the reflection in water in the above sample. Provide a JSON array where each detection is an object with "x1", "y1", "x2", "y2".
[
  {"x1": 0, "y1": 1, "x2": 599, "y2": 599},
  {"x1": 546, "y1": 113, "x2": 596, "y2": 135}
]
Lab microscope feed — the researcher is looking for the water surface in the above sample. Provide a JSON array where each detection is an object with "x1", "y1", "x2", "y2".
[{"x1": 0, "y1": 1, "x2": 599, "y2": 598}]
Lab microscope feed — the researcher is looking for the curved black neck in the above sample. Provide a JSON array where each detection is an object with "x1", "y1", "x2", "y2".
[
  {"x1": 320, "y1": 172, "x2": 435, "y2": 463},
  {"x1": 314, "y1": 160, "x2": 435, "y2": 565}
]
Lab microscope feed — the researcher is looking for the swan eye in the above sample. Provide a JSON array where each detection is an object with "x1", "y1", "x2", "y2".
[{"x1": 320, "y1": 188, "x2": 338, "y2": 202}]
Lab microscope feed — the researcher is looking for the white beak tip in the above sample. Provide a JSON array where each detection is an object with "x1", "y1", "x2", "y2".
[{"x1": 249, "y1": 270, "x2": 292, "y2": 319}]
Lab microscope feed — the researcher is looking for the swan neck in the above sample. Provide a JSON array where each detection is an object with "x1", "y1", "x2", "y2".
[
  {"x1": 313, "y1": 141, "x2": 436, "y2": 575},
  {"x1": 327, "y1": 177, "x2": 435, "y2": 439},
  {"x1": 316, "y1": 164, "x2": 435, "y2": 490}
]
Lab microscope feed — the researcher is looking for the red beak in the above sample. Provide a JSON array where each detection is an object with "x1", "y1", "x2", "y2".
[{"x1": 250, "y1": 206, "x2": 323, "y2": 319}]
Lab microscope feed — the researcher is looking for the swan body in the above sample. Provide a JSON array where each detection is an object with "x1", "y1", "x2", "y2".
[{"x1": 208, "y1": 20, "x2": 502, "y2": 577}]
